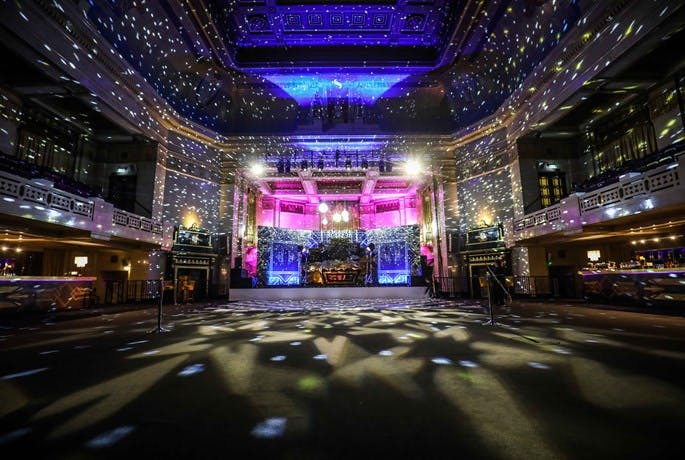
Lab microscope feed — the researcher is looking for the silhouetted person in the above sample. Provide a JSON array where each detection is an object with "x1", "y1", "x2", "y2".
[
  {"x1": 423, "y1": 256, "x2": 435, "y2": 298},
  {"x1": 491, "y1": 259, "x2": 506, "y2": 306}
]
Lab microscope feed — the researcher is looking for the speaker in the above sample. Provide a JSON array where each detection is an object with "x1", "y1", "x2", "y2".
[
  {"x1": 230, "y1": 268, "x2": 252, "y2": 288},
  {"x1": 217, "y1": 233, "x2": 229, "y2": 255}
]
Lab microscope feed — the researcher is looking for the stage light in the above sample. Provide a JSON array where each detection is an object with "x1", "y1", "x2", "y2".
[
  {"x1": 301, "y1": 160, "x2": 308, "y2": 171},
  {"x1": 405, "y1": 159, "x2": 421, "y2": 175},
  {"x1": 318, "y1": 202, "x2": 329, "y2": 213},
  {"x1": 379, "y1": 159, "x2": 385, "y2": 172},
  {"x1": 332, "y1": 212, "x2": 342, "y2": 223},
  {"x1": 322, "y1": 218, "x2": 328, "y2": 225},
  {"x1": 341, "y1": 209, "x2": 350, "y2": 222},
  {"x1": 317, "y1": 159, "x2": 325, "y2": 170},
  {"x1": 361, "y1": 159, "x2": 369, "y2": 170},
  {"x1": 345, "y1": 157, "x2": 352, "y2": 170},
  {"x1": 250, "y1": 163, "x2": 265, "y2": 176}
]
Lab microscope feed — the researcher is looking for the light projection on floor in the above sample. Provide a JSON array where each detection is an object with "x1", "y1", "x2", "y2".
[{"x1": 1, "y1": 300, "x2": 684, "y2": 457}]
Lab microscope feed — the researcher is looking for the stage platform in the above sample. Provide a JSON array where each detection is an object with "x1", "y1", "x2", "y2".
[{"x1": 229, "y1": 286, "x2": 426, "y2": 301}]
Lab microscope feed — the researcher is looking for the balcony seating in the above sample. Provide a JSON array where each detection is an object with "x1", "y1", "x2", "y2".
[
  {"x1": 0, "y1": 152, "x2": 104, "y2": 199},
  {"x1": 571, "y1": 140, "x2": 684, "y2": 193}
]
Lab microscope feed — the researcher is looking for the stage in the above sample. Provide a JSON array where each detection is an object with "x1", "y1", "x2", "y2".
[{"x1": 229, "y1": 286, "x2": 426, "y2": 301}]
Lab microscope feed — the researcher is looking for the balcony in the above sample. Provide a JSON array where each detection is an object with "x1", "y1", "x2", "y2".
[
  {"x1": 514, "y1": 153, "x2": 684, "y2": 242},
  {"x1": 0, "y1": 169, "x2": 171, "y2": 248}
]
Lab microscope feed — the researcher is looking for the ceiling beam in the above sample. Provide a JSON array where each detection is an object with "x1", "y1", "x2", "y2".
[
  {"x1": 181, "y1": 0, "x2": 238, "y2": 69},
  {"x1": 360, "y1": 170, "x2": 378, "y2": 204},
  {"x1": 299, "y1": 170, "x2": 319, "y2": 204}
]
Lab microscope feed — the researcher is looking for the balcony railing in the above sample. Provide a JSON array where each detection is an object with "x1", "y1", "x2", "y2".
[
  {"x1": 514, "y1": 153, "x2": 684, "y2": 241},
  {"x1": 0, "y1": 169, "x2": 169, "y2": 246},
  {"x1": 0, "y1": 172, "x2": 95, "y2": 221},
  {"x1": 112, "y1": 209, "x2": 164, "y2": 235}
]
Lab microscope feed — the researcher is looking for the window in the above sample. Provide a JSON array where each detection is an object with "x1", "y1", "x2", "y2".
[{"x1": 538, "y1": 172, "x2": 566, "y2": 207}]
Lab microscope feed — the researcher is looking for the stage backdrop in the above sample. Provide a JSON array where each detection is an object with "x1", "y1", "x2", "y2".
[{"x1": 257, "y1": 225, "x2": 420, "y2": 286}]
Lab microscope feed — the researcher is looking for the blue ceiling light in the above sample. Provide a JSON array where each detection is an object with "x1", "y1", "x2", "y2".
[
  {"x1": 82, "y1": 0, "x2": 588, "y2": 135},
  {"x1": 260, "y1": 73, "x2": 410, "y2": 104},
  {"x1": 217, "y1": 0, "x2": 461, "y2": 70}
]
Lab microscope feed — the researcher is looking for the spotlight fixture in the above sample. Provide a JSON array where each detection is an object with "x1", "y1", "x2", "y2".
[
  {"x1": 318, "y1": 202, "x2": 329, "y2": 213},
  {"x1": 250, "y1": 163, "x2": 265, "y2": 176},
  {"x1": 341, "y1": 209, "x2": 350, "y2": 222},
  {"x1": 317, "y1": 158, "x2": 325, "y2": 170},
  {"x1": 405, "y1": 158, "x2": 421, "y2": 175},
  {"x1": 361, "y1": 159, "x2": 368, "y2": 170},
  {"x1": 332, "y1": 212, "x2": 342, "y2": 223},
  {"x1": 301, "y1": 160, "x2": 308, "y2": 171},
  {"x1": 345, "y1": 157, "x2": 352, "y2": 170}
]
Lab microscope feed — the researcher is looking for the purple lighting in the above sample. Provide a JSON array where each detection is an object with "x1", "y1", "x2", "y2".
[{"x1": 260, "y1": 73, "x2": 410, "y2": 104}]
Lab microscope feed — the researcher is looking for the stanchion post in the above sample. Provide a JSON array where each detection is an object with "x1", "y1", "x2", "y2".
[
  {"x1": 173, "y1": 277, "x2": 178, "y2": 305},
  {"x1": 486, "y1": 272, "x2": 496, "y2": 326},
  {"x1": 150, "y1": 276, "x2": 168, "y2": 333},
  {"x1": 157, "y1": 276, "x2": 163, "y2": 331}
]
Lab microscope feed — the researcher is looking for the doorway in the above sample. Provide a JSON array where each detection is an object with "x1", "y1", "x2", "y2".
[{"x1": 469, "y1": 264, "x2": 490, "y2": 299}]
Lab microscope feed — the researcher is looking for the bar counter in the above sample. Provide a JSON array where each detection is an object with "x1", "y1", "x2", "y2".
[
  {"x1": 0, "y1": 276, "x2": 95, "y2": 312},
  {"x1": 581, "y1": 268, "x2": 685, "y2": 308}
]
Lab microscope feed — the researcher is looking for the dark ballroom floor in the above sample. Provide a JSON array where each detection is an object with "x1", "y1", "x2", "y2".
[{"x1": 1, "y1": 299, "x2": 684, "y2": 459}]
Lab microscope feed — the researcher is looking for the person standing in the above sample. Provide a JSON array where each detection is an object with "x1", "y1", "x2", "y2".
[
  {"x1": 422, "y1": 254, "x2": 435, "y2": 298},
  {"x1": 491, "y1": 259, "x2": 506, "y2": 306}
]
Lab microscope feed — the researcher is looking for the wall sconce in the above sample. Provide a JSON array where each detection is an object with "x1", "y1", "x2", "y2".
[
  {"x1": 74, "y1": 256, "x2": 88, "y2": 268},
  {"x1": 183, "y1": 211, "x2": 200, "y2": 229},
  {"x1": 587, "y1": 250, "x2": 601, "y2": 261}
]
